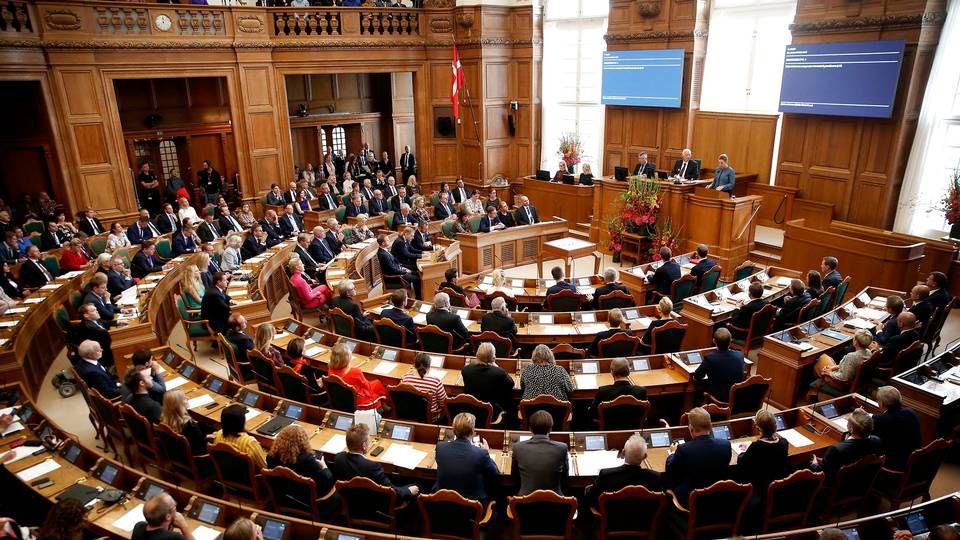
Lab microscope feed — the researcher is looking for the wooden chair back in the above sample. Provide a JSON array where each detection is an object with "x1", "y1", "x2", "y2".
[
  {"x1": 649, "y1": 320, "x2": 687, "y2": 354},
  {"x1": 822, "y1": 454, "x2": 885, "y2": 518},
  {"x1": 154, "y1": 423, "x2": 212, "y2": 489},
  {"x1": 550, "y1": 343, "x2": 586, "y2": 359},
  {"x1": 324, "y1": 374, "x2": 359, "y2": 412},
  {"x1": 669, "y1": 274, "x2": 698, "y2": 306},
  {"x1": 680, "y1": 480, "x2": 753, "y2": 540},
  {"x1": 596, "y1": 485, "x2": 667, "y2": 539},
  {"x1": 761, "y1": 469, "x2": 824, "y2": 532},
  {"x1": 387, "y1": 383, "x2": 433, "y2": 423},
  {"x1": 208, "y1": 441, "x2": 266, "y2": 507},
  {"x1": 878, "y1": 438, "x2": 950, "y2": 508},
  {"x1": 834, "y1": 276, "x2": 851, "y2": 309},
  {"x1": 597, "y1": 395, "x2": 650, "y2": 431},
  {"x1": 544, "y1": 289, "x2": 585, "y2": 312},
  {"x1": 508, "y1": 489, "x2": 577, "y2": 540},
  {"x1": 470, "y1": 331, "x2": 514, "y2": 357},
  {"x1": 444, "y1": 394, "x2": 496, "y2": 428},
  {"x1": 484, "y1": 290, "x2": 518, "y2": 311},
  {"x1": 700, "y1": 265, "x2": 722, "y2": 293},
  {"x1": 118, "y1": 403, "x2": 160, "y2": 469},
  {"x1": 417, "y1": 324, "x2": 455, "y2": 354},
  {"x1": 336, "y1": 476, "x2": 401, "y2": 532},
  {"x1": 798, "y1": 298, "x2": 821, "y2": 324},
  {"x1": 247, "y1": 349, "x2": 280, "y2": 394},
  {"x1": 329, "y1": 307, "x2": 356, "y2": 338},
  {"x1": 262, "y1": 466, "x2": 321, "y2": 519},
  {"x1": 598, "y1": 290, "x2": 635, "y2": 309},
  {"x1": 519, "y1": 395, "x2": 573, "y2": 431},
  {"x1": 374, "y1": 317, "x2": 407, "y2": 349},
  {"x1": 723, "y1": 374, "x2": 772, "y2": 418},
  {"x1": 597, "y1": 332, "x2": 641, "y2": 358},
  {"x1": 418, "y1": 489, "x2": 489, "y2": 540},
  {"x1": 733, "y1": 261, "x2": 759, "y2": 282}
]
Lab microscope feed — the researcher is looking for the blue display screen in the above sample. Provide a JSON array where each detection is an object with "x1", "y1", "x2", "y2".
[{"x1": 601, "y1": 49, "x2": 684, "y2": 108}]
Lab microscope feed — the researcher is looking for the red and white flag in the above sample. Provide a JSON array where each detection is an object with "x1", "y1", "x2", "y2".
[{"x1": 451, "y1": 44, "x2": 465, "y2": 121}]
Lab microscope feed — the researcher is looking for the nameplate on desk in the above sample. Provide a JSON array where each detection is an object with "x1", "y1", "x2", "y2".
[
  {"x1": 23, "y1": 297, "x2": 44, "y2": 304},
  {"x1": 40, "y1": 284, "x2": 59, "y2": 290},
  {"x1": 534, "y1": 314, "x2": 554, "y2": 325}
]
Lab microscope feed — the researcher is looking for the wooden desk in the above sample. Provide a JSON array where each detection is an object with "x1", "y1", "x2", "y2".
[
  {"x1": 892, "y1": 347, "x2": 960, "y2": 442},
  {"x1": 618, "y1": 251, "x2": 701, "y2": 306},
  {"x1": 458, "y1": 220, "x2": 569, "y2": 274},
  {"x1": 519, "y1": 176, "x2": 596, "y2": 225},
  {"x1": 463, "y1": 273, "x2": 604, "y2": 307},
  {"x1": 542, "y1": 237, "x2": 598, "y2": 280}
]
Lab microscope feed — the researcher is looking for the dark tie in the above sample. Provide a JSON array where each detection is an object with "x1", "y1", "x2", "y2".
[
  {"x1": 526, "y1": 207, "x2": 532, "y2": 223},
  {"x1": 318, "y1": 240, "x2": 331, "y2": 258},
  {"x1": 89, "y1": 218, "x2": 100, "y2": 234},
  {"x1": 210, "y1": 259, "x2": 220, "y2": 273},
  {"x1": 209, "y1": 223, "x2": 219, "y2": 239},
  {"x1": 36, "y1": 260, "x2": 52, "y2": 280},
  {"x1": 301, "y1": 247, "x2": 318, "y2": 267},
  {"x1": 679, "y1": 161, "x2": 687, "y2": 178}
]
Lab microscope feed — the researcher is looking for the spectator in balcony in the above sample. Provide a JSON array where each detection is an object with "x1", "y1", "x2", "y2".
[
  {"x1": 166, "y1": 169, "x2": 185, "y2": 204},
  {"x1": 37, "y1": 191, "x2": 58, "y2": 223},
  {"x1": 177, "y1": 197, "x2": 200, "y2": 225}
]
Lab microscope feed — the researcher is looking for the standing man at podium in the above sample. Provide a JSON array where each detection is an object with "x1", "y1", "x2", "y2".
[
  {"x1": 633, "y1": 152, "x2": 656, "y2": 178},
  {"x1": 709, "y1": 154, "x2": 735, "y2": 193},
  {"x1": 671, "y1": 148, "x2": 700, "y2": 180}
]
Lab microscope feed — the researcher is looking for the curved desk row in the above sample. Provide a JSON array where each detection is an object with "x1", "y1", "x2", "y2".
[{"x1": 892, "y1": 341, "x2": 960, "y2": 441}]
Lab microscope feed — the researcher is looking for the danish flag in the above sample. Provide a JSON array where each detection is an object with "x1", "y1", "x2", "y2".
[{"x1": 451, "y1": 44, "x2": 465, "y2": 121}]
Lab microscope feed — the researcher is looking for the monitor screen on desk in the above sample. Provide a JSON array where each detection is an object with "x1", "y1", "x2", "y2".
[
  {"x1": 285, "y1": 321, "x2": 299, "y2": 334},
  {"x1": 632, "y1": 358, "x2": 650, "y2": 371},
  {"x1": 905, "y1": 512, "x2": 929, "y2": 534},
  {"x1": 241, "y1": 390, "x2": 260, "y2": 407},
  {"x1": 282, "y1": 403, "x2": 303, "y2": 420},
  {"x1": 205, "y1": 377, "x2": 224, "y2": 393},
  {"x1": 840, "y1": 527, "x2": 861, "y2": 539},
  {"x1": 391, "y1": 424, "x2": 412, "y2": 441},
  {"x1": 179, "y1": 363, "x2": 196, "y2": 378},
  {"x1": 649, "y1": 432, "x2": 670, "y2": 448},
  {"x1": 623, "y1": 309, "x2": 639, "y2": 320},
  {"x1": 685, "y1": 352, "x2": 703, "y2": 365},
  {"x1": 334, "y1": 416, "x2": 353, "y2": 431},
  {"x1": 62, "y1": 442, "x2": 81, "y2": 464},
  {"x1": 774, "y1": 415, "x2": 787, "y2": 431},
  {"x1": 584, "y1": 435, "x2": 606, "y2": 451},
  {"x1": 261, "y1": 519, "x2": 288, "y2": 540},
  {"x1": 712, "y1": 425, "x2": 731, "y2": 440},
  {"x1": 535, "y1": 170, "x2": 551, "y2": 181},
  {"x1": 614, "y1": 167, "x2": 628, "y2": 181},
  {"x1": 98, "y1": 463, "x2": 118, "y2": 484},
  {"x1": 818, "y1": 403, "x2": 839, "y2": 419},
  {"x1": 197, "y1": 502, "x2": 220, "y2": 525},
  {"x1": 381, "y1": 348, "x2": 398, "y2": 362}
]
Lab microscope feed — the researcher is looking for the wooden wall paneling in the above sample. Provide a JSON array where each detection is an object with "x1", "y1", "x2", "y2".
[
  {"x1": 690, "y1": 111, "x2": 778, "y2": 184},
  {"x1": 238, "y1": 58, "x2": 286, "y2": 195}
]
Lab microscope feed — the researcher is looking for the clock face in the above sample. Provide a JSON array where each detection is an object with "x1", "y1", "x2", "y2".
[{"x1": 155, "y1": 14, "x2": 172, "y2": 32}]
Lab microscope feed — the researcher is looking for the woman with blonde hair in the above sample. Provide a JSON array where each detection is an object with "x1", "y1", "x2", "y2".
[
  {"x1": 812, "y1": 330, "x2": 874, "y2": 395},
  {"x1": 327, "y1": 342, "x2": 387, "y2": 409},
  {"x1": 196, "y1": 251, "x2": 213, "y2": 288},
  {"x1": 639, "y1": 297, "x2": 673, "y2": 354},
  {"x1": 412, "y1": 195, "x2": 430, "y2": 223},
  {"x1": 288, "y1": 256, "x2": 331, "y2": 308},
  {"x1": 736, "y1": 409, "x2": 790, "y2": 498},
  {"x1": 520, "y1": 344, "x2": 573, "y2": 401},
  {"x1": 182, "y1": 264, "x2": 205, "y2": 310},
  {"x1": 352, "y1": 214, "x2": 375, "y2": 242},
  {"x1": 254, "y1": 323, "x2": 284, "y2": 367},
  {"x1": 266, "y1": 424, "x2": 333, "y2": 493},
  {"x1": 161, "y1": 389, "x2": 208, "y2": 455}
]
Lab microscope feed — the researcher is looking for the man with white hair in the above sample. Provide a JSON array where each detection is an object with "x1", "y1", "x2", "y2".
[
  {"x1": 584, "y1": 433, "x2": 662, "y2": 509},
  {"x1": 480, "y1": 296, "x2": 517, "y2": 342},
  {"x1": 74, "y1": 339, "x2": 121, "y2": 399},
  {"x1": 330, "y1": 279, "x2": 375, "y2": 341},
  {"x1": 368, "y1": 189, "x2": 388, "y2": 216},
  {"x1": 426, "y1": 291, "x2": 469, "y2": 347},
  {"x1": 393, "y1": 203, "x2": 417, "y2": 230},
  {"x1": 308, "y1": 226, "x2": 335, "y2": 265},
  {"x1": 325, "y1": 217, "x2": 344, "y2": 254},
  {"x1": 872, "y1": 386, "x2": 921, "y2": 471},
  {"x1": 671, "y1": 148, "x2": 700, "y2": 180},
  {"x1": 810, "y1": 408, "x2": 884, "y2": 485},
  {"x1": 592, "y1": 267, "x2": 633, "y2": 309}
]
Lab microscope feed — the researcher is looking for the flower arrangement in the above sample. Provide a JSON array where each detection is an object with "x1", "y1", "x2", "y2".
[
  {"x1": 607, "y1": 176, "x2": 662, "y2": 256},
  {"x1": 939, "y1": 165, "x2": 960, "y2": 226},
  {"x1": 558, "y1": 132, "x2": 582, "y2": 169},
  {"x1": 648, "y1": 217, "x2": 683, "y2": 261}
]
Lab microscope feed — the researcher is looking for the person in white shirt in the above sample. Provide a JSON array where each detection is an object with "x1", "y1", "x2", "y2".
[
  {"x1": 177, "y1": 197, "x2": 200, "y2": 225},
  {"x1": 106, "y1": 222, "x2": 131, "y2": 254}
]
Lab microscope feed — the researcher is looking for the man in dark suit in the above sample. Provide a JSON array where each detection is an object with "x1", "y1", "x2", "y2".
[
  {"x1": 127, "y1": 209, "x2": 162, "y2": 245},
  {"x1": 40, "y1": 221, "x2": 65, "y2": 251},
  {"x1": 241, "y1": 224, "x2": 269, "y2": 260},
  {"x1": 200, "y1": 271, "x2": 232, "y2": 335},
  {"x1": 258, "y1": 210, "x2": 284, "y2": 246},
  {"x1": 345, "y1": 194, "x2": 369, "y2": 219},
  {"x1": 645, "y1": 247, "x2": 680, "y2": 301},
  {"x1": 592, "y1": 268, "x2": 632, "y2": 309},
  {"x1": 726, "y1": 281, "x2": 767, "y2": 339},
  {"x1": 434, "y1": 193, "x2": 457, "y2": 220},
  {"x1": 359, "y1": 178, "x2": 376, "y2": 201},
  {"x1": 155, "y1": 203, "x2": 181, "y2": 235},
  {"x1": 926, "y1": 271, "x2": 951, "y2": 310},
  {"x1": 689, "y1": 244, "x2": 717, "y2": 289},
  {"x1": 196, "y1": 211, "x2": 222, "y2": 243},
  {"x1": 83, "y1": 273, "x2": 119, "y2": 324},
  {"x1": 480, "y1": 296, "x2": 517, "y2": 343},
  {"x1": 19, "y1": 245, "x2": 56, "y2": 288},
  {"x1": 511, "y1": 410, "x2": 569, "y2": 495},
  {"x1": 390, "y1": 185, "x2": 412, "y2": 213},
  {"x1": 74, "y1": 339, "x2": 121, "y2": 399},
  {"x1": 218, "y1": 206, "x2": 245, "y2": 234},
  {"x1": 325, "y1": 219, "x2": 344, "y2": 255},
  {"x1": 1, "y1": 232, "x2": 20, "y2": 265},
  {"x1": 171, "y1": 221, "x2": 200, "y2": 257},
  {"x1": 452, "y1": 178, "x2": 469, "y2": 205},
  {"x1": 294, "y1": 233, "x2": 323, "y2": 281},
  {"x1": 282, "y1": 181, "x2": 299, "y2": 205},
  {"x1": 908, "y1": 285, "x2": 934, "y2": 326},
  {"x1": 106, "y1": 256, "x2": 134, "y2": 298},
  {"x1": 120, "y1": 349, "x2": 166, "y2": 405},
  {"x1": 77, "y1": 208, "x2": 105, "y2": 236},
  {"x1": 497, "y1": 201, "x2": 516, "y2": 228},
  {"x1": 590, "y1": 358, "x2": 647, "y2": 419},
  {"x1": 377, "y1": 234, "x2": 421, "y2": 299},
  {"x1": 670, "y1": 148, "x2": 700, "y2": 180},
  {"x1": 330, "y1": 424, "x2": 419, "y2": 499},
  {"x1": 873, "y1": 295, "x2": 904, "y2": 346},
  {"x1": 77, "y1": 302, "x2": 115, "y2": 368},
  {"x1": 821, "y1": 256, "x2": 842, "y2": 290},
  {"x1": 198, "y1": 160, "x2": 222, "y2": 204},
  {"x1": 872, "y1": 386, "x2": 921, "y2": 471},
  {"x1": 515, "y1": 196, "x2": 540, "y2": 225},
  {"x1": 546, "y1": 266, "x2": 577, "y2": 296},
  {"x1": 584, "y1": 433, "x2": 661, "y2": 509},
  {"x1": 664, "y1": 407, "x2": 732, "y2": 504},
  {"x1": 330, "y1": 279, "x2": 375, "y2": 341},
  {"x1": 392, "y1": 205, "x2": 417, "y2": 231},
  {"x1": 317, "y1": 184, "x2": 339, "y2": 211},
  {"x1": 478, "y1": 205, "x2": 505, "y2": 232},
  {"x1": 399, "y1": 145, "x2": 416, "y2": 183},
  {"x1": 463, "y1": 342, "x2": 516, "y2": 418},
  {"x1": 694, "y1": 328, "x2": 745, "y2": 402},
  {"x1": 380, "y1": 289, "x2": 416, "y2": 344},
  {"x1": 391, "y1": 227, "x2": 423, "y2": 273},
  {"x1": 367, "y1": 190, "x2": 389, "y2": 216},
  {"x1": 131, "y1": 240, "x2": 164, "y2": 279},
  {"x1": 411, "y1": 221, "x2": 432, "y2": 251},
  {"x1": 226, "y1": 313, "x2": 255, "y2": 363},
  {"x1": 810, "y1": 408, "x2": 884, "y2": 485},
  {"x1": 122, "y1": 367, "x2": 162, "y2": 424},
  {"x1": 426, "y1": 291, "x2": 469, "y2": 347},
  {"x1": 434, "y1": 412, "x2": 500, "y2": 502},
  {"x1": 588, "y1": 308, "x2": 631, "y2": 357},
  {"x1": 632, "y1": 151, "x2": 656, "y2": 178},
  {"x1": 308, "y1": 226, "x2": 336, "y2": 265},
  {"x1": 709, "y1": 154, "x2": 735, "y2": 193},
  {"x1": 880, "y1": 312, "x2": 921, "y2": 368},
  {"x1": 278, "y1": 205, "x2": 304, "y2": 237},
  {"x1": 776, "y1": 279, "x2": 812, "y2": 327}
]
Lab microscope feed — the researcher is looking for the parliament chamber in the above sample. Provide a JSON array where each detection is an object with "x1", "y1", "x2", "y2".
[{"x1": 2, "y1": 0, "x2": 960, "y2": 539}]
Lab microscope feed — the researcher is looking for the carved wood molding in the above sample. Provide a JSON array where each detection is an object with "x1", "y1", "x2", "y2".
[
  {"x1": 0, "y1": 36, "x2": 540, "y2": 50},
  {"x1": 605, "y1": 30, "x2": 699, "y2": 43},
  {"x1": 235, "y1": 15, "x2": 263, "y2": 34},
  {"x1": 637, "y1": 0, "x2": 662, "y2": 18},
  {"x1": 789, "y1": 12, "x2": 946, "y2": 33},
  {"x1": 43, "y1": 9, "x2": 81, "y2": 31}
]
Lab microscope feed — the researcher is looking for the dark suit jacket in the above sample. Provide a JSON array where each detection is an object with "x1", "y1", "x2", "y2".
[
  {"x1": 317, "y1": 193, "x2": 339, "y2": 211},
  {"x1": 200, "y1": 286, "x2": 231, "y2": 334},
  {"x1": 929, "y1": 288, "x2": 951, "y2": 310},
  {"x1": 259, "y1": 219, "x2": 283, "y2": 246},
  {"x1": 75, "y1": 360, "x2": 121, "y2": 400},
  {"x1": 171, "y1": 232, "x2": 197, "y2": 257},
  {"x1": 400, "y1": 152, "x2": 416, "y2": 179},
  {"x1": 462, "y1": 362, "x2": 515, "y2": 416},
  {"x1": 309, "y1": 238, "x2": 335, "y2": 264},
  {"x1": 588, "y1": 327, "x2": 629, "y2": 357},
  {"x1": 345, "y1": 204, "x2": 368, "y2": 218},
  {"x1": 19, "y1": 259, "x2": 53, "y2": 288},
  {"x1": 294, "y1": 244, "x2": 321, "y2": 277},
  {"x1": 282, "y1": 190, "x2": 298, "y2": 204},
  {"x1": 511, "y1": 435, "x2": 569, "y2": 495},
  {"x1": 909, "y1": 300, "x2": 933, "y2": 326},
  {"x1": 498, "y1": 211, "x2": 516, "y2": 228},
  {"x1": 633, "y1": 162, "x2": 657, "y2": 177},
  {"x1": 819, "y1": 436, "x2": 884, "y2": 484},
  {"x1": 381, "y1": 306, "x2": 416, "y2": 344},
  {"x1": 873, "y1": 316, "x2": 901, "y2": 346},
  {"x1": 392, "y1": 211, "x2": 418, "y2": 231},
  {"x1": 83, "y1": 291, "x2": 117, "y2": 322},
  {"x1": 227, "y1": 329, "x2": 255, "y2": 362},
  {"x1": 872, "y1": 406, "x2": 921, "y2": 471},
  {"x1": 777, "y1": 291, "x2": 812, "y2": 324},
  {"x1": 480, "y1": 311, "x2": 517, "y2": 342},
  {"x1": 592, "y1": 282, "x2": 631, "y2": 309},
  {"x1": 40, "y1": 230, "x2": 65, "y2": 252},
  {"x1": 367, "y1": 198, "x2": 388, "y2": 216},
  {"x1": 546, "y1": 280, "x2": 577, "y2": 297},
  {"x1": 391, "y1": 238, "x2": 422, "y2": 270},
  {"x1": 218, "y1": 215, "x2": 244, "y2": 234},
  {"x1": 434, "y1": 438, "x2": 500, "y2": 502},
  {"x1": 585, "y1": 464, "x2": 661, "y2": 509},
  {"x1": 590, "y1": 380, "x2": 648, "y2": 418},
  {"x1": 78, "y1": 216, "x2": 105, "y2": 236},
  {"x1": 126, "y1": 223, "x2": 159, "y2": 245},
  {"x1": 452, "y1": 187, "x2": 469, "y2": 204},
  {"x1": 325, "y1": 230, "x2": 343, "y2": 255},
  {"x1": 515, "y1": 205, "x2": 540, "y2": 225},
  {"x1": 665, "y1": 434, "x2": 732, "y2": 503},
  {"x1": 330, "y1": 452, "x2": 412, "y2": 498},
  {"x1": 434, "y1": 202, "x2": 457, "y2": 220},
  {"x1": 426, "y1": 309, "x2": 469, "y2": 346},
  {"x1": 127, "y1": 393, "x2": 162, "y2": 424},
  {"x1": 155, "y1": 213, "x2": 181, "y2": 235},
  {"x1": 881, "y1": 328, "x2": 920, "y2": 367},
  {"x1": 578, "y1": 173, "x2": 594, "y2": 186},
  {"x1": 390, "y1": 196, "x2": 412, "y2": 213},
  {"x1": 197, "y1": 221, "x2": 221, "y2": 243},
  {"x1": 241, "y1": 235, "x2": 267, "y2": 260},
  {"x1": 330, "y1": 296, "x2": 372, "y2": 330},
  {"x1": 411, "y1": 229, "x2": 432, "y2": 251},
  {"x1": 728, "y1": 298, "x2": 768, "y2": 330},
  {"x1": 693, "y1": 348, "x2": 745, "y2": 400},
  {"x1": 106, "y1": 269, "x2": 133, "y2": 298},
  {"x1": 377, "y1": 248, "x2": 409, "y2": 277},
  {"x1": 647, "y1": 261, "x2": 681, "y2": 296},
  {"x1": 279, "y1": 214, "x2": 304, "y2": 237},
  {"x1": 671, "y1": 159, "x2": 700, "y2": 180},
  {"x1": 131, "y1": 251, "x2": 163, "y2": 279},
  {"x1": 478, "y1": 215, "x2": 502, "y2": 233},
  {"x1": 690, "y1": 258, "x2": 717, "y2": 288},
  {"x1": 77, "y1": 320, "x2": 112, "y2": 362},
  {"x1": 822, "y1": 270, "x2": 842, "y2": 290}
]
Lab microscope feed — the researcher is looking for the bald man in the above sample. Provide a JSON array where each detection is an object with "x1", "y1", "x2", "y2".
[
  {"x1": 515, "y1": 196, "x2": 540, "y2": 225},
  {"x1": 132, "y1": 491, "x2": 194, "y2": 540},
  {"x1": 671, "y1": 148, "x2": 700, "y2": 180},
  {"x1": 584, "y1": 433, "x2": 661, "y2": 509},
  {"x1": 880, "y1": 312, "x2": 920, "y2": 368}
]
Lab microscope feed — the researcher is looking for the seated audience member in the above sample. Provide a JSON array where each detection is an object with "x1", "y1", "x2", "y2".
[
  {"x1": 806, "y1": 269, "x2": 824, "y2": 299},
  {"x1": 259, "y1": 210, "x2": 283, "y2": 247},
  {"x1": 196, "y1": 210, "x2": 222, "y2": 243},
  {"x1": 74, "y1": 340, "x2": 121, "y2": 399},
  {"x1": 288, "y1": 256, "x2": 331, "y2": 309},
  {"x1": 391, "y1": 226, "x2": 423, "y2": 273},
  {"x1": 171, "y1": 221, "x2": 200, "y2": 257},
  {"x1": 155, "y1": 203, "x2": 181, "y2": 234},
  {"x1": 874, "y1": 295, "x2": 905, "y2": 346},
  {"x1": 590, "y1": 357, "x2": 647, "y2": 419},
  {"x1": 327, "y1": 342, "x2": 386, "y2": 409},
  {"x1": 391, "y1": 185, "x2": 412, "y2": 212},
  {"x1": 161, "y1": 390, "x2": 208, "y2": 456},
  {"x1": 480, "y1": 296, "x2": 518, "y2": 342},
  {"x1": 478, "y1": 205, "x2": 505, "y2": 232},
  {"x1": 638, "y1": 297, "x2": 673, "y2": 354},
  {"x1": 426, "y1": 291, "x2": 469, "y2": 348},
  {"x1": 285, "y1": 337, "x2": 323, "y2": 386},
  {"x1": 588, "y1": 308, "x2": 631, "y2": 357},
  {"x1": 83, "y1": 272, "x2": 119, "y2": 324},
  {"x1": 131, "y1": 239, "x2": 165, "y2": 279},
  {"x1": 0, "y1": 260, "x2": 26, "y2": 299},
  {"x1": 278, "y1": 205, "x2": 304, "y2": 237},
  {"x1": 106, "y1": 221, "x2": 132, "y2": 254},
  {"x1": 35, "y1": 498, "x2": 87, "y2": 540},
  {"x1": 235, "y1": 203, "x2": 257, "y2": 229},
  {"x1": 821, "y1": 256, "x2": 842, "y2": 290},
  {"x1": 177, "y1": 197, "x2": 200, "y2": 225},
  {"x1": 20, "y1": 245, "x2": 57, "y2": 288},
  {"x1": 393, "y1": 203, "x2": 418, "y2": 230},
  {"x1": 440, "y1": 267, "x2": 480, "y2": 308},
  {"x1": 123, "y1": 366, "x2": 162, "y2": 424},
  {"x1": 226, "y1": 313, "x2": 255, "y2": 363},
  {"x1": 330, "y1": 279, "x2": 375, "y2": 341},
  {"x1": 880, "y1": 312, "x2": 921, "y2": 367},
  {"x1": 520, "y1": 344, "x2": 573, "y2": 401},
  {"x1": 410, "y1": 220, "x2": 432, "y2": 252},
  {"x1": 462, "y1": 342, "x2": 515, "y2": 418},
  {"x1": 776, "y1": 279, "x2": 812, "y2": 326},
  {"x1": 59, "y1": 239, "x2": 90, "y2": 271},
  {"x1": 453, "y1": 211, "x2": 471, "y2": 235},
  {"x1": 400, "y1": 352, "x2": 448, "y2": 422},
  {"x1": 350, "y1": 214, "x2": 375, "y2": 243},
  {"x1": 121, "y1": 348, "x2": 166, "y2": 404},
  {"x1": 254, "y1": 323, "x2": 284, "y2": 368},
  {"x1": 584, "y1": 433, "x2": 660, "y2": 509},
  {"x1": 77, "y1": 303, "x2": 114, "y2": 368},
  {"x1": 645, "y1": 247, "x2": 680, "y2": 301},
  {"x1": 872, "y1": 386, "x2": 921, "y2": 471},
  {"x1": 127, "y1": 209, "x2": 162, "y2": 245},
  {"x1": 267, "y1": 424, "x2": 334, "y2": 494},
  {"x1": 212, "y1": 403, "x2": 267, "y2": 469},
  {"x1": 578, "y1": 163, "x2": 594, "y2": 185},
  {"x1": 497, "y1": 200, "x2": 516, "y2": 228},
  {"x1": 222, "y1": 518, "x2": 259, "y2": 540},
  {"x1": 413, "y1": 196, "x2": 431, "y2": 223},
  {"x1": 330, "y1": 423, "x2": 419, "y2": 499},
  {"x1": 241, "y1": 224, "x2": 268, "y2": 260},
  {"x1": 511, "y1": 410, "x2": 569, "y2": 495},
  {"x1": 380, "y1": 289, "x2": 416, "y2": 344},
  {"x1": 908, "y1": 284, "x2": 933, "y2": 326},
  {"x1": 926, "y1": 271, "x2": 951, "y2": 309},
  {"x1": 200, "y1": 271, "x2": 232, "y2": 335},
  {"x1": 463, "y1": 190, "x2": 484, "y2": 214},
  {"x1": 1, "y1": 232, "x2": 21, "y2": 265},
  {"x1": 809, "y1": 408, "x2": 883, "y2": 485},
  {"x1": 434, "y1": 412, "x2": 500, "y2": 502},
  {"x1": 345, "y1": 194, "x2": 369, "y2": 218},
  {"x1": 367, "y1": 190, "x2": 389, "y2": 216},
  {"x1": 736, "y1": 410, "x2": 791, "y2": 502},
  {"x1": 132, "y1": 491, "x2": 194, "y2": 540},
  {"x1": 220, "y1": 234, "x2": 244, "y2": 272},
  {"x1": 40, "y1": 220, "x2": 66, "y2": 251},
  {"x1": 434, "y1": 192, "x2": 457, "y2": 220},
  {"x1": 664, "y1": 406, "x2": 733, "y2": 504},
  {"x1": 546, "y1": 266, "x2": 578, "y2": 300},
  {"x1": 593, "y1": 267, "x2": 632, "y2": 309},
  {"x1": 694, "y1": 328, "x2": 745, "y2": 402},
  {"x1": 552, "y1": 160, "x2": 568, "y2": 183},
  {"x1": 78, "y1": 207, "x2": 105, "y2": 236},
  {"x1": 812, "y1": 330, "x2": 873, "y2": 394},
  {"x1": 308, "y1": 226, "x2": 336, "y2": 265},
  {"x1": 689, "y1": 244, "x2": 717, "y2": 289},
  {"x1": 726, "y1": 281, "x2": 767, "y2": 339},
  {"x1": 377, "y1": 233, "x2": 421, "y2": 298}
]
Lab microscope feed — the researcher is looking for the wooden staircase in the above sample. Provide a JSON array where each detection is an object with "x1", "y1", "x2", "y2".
[{"x1": 569, "y1": 219, "x2": 591, "y2": 240}]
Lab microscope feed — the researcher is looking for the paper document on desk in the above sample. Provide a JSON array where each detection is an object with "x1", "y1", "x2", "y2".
[
  {"x1": 244, "y1": 409, "x2": 260, "y2": 422},
  {"x1": 5, "y1": 307, "x2": 27, "y2": 315},
  {"x1": 832, "y1": 417, "x2": 849, "y2": 432},
  {"x1": 0, "y1": 321, "x2": 17, "y2": 328},
  {"x1": 23, "y1": 297, "x2": 44, "y2": 304},
  {"x1": 60, "y1": 271, "x2": 84, "y2": 279},
  {"x1": 428, "y1": 368, "x2": 448, "y2": 380},
  {"x1": 165, "y1": 377, "x2": 189, "y2": 390},
  {"x1": 4, "y1": 445, "x2": 41, "y2": 464},
  {"x1": 728, "y1": 292, "x2": 749, "y2": 303},
  {"x1": 1, "y1": 421, "x2": 23, "y2": 436},
  {"x1": 776, "y1": 276, "x2": 793, "y2": 287},
  {"x1": 16, "y1": 458, "x2": 60, "y2": 481},
  {"x1": 574, "y1": 374, "x2": 598, "y2": 390},
  {"x1": 856, "y1": 308, "x2": 886, "y2": 321},
  {"x1": 476, "y1": 283, "x2": 491, "y2": 292},
  {"x1": 576, "y1": 450, "x2": 623, "y2": 476},
  {"x1": 843, "y1": 318, "x2": 874, "y2": 330},
  {"x1": 111, "y1": 504, "x2": 145, "y2": 532},
  {"x1": 187, "y1": 394, "x2": 215, "y2": 410},
  {"x1": 778, "y1": 428, "x2": 815, "y2": 448},
  {"x1": 381, "y1": 443, "x2": 427, "y2": 470},
  {"x1": 321, "y1": 434, "x2": 347, "y2": 454},
  {"x1": 372, "y1": 362, "x2": 397, "y2": 375},
  {"x1": 192, "y1": 525, "x2": 221, "y2": 540},
  {"x1": 413, "y1": 314, "x2": 427, "y2": 325},
  {"x1": 304, "y1": 345, "x2": 327, "y2": 358}
]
